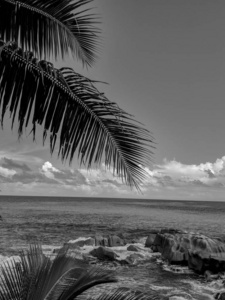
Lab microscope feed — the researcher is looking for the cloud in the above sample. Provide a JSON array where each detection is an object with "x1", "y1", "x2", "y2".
[
  {"x1": 41, "y1": 161, "x2": 61, "y2": 179},
  {"x1": 0, "y1": 150, "x2": 44, "y2": 165},
  {"x1": 79, "y1": 165, "x2": 123, "y2": 185},
  {"x1": 142, "y1": 156, "x2": 225, "y2": 190},
  {"x1": 0, "y1": 166, "x2": 16, "y2": 178},
  {"x1": 1, "y1": 158, "x2": 31, "y2": 171},
  {"x1": 2, "y1": 153, "x2": 225, "y2": 200}
]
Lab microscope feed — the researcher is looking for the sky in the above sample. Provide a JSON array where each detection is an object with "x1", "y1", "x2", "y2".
[{"x1": 1, "y1": 0, "x2": 225, "y2": 200}]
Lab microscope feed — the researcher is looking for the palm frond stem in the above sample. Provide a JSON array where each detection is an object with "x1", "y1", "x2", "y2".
[{"x1": 0, "y1": 41, "x2": 154, "y2": 190}]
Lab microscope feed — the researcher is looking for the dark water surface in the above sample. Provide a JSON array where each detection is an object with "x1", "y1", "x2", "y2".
[{"x1": 0, "y1": 196, "x2": 225, "y2": 299}]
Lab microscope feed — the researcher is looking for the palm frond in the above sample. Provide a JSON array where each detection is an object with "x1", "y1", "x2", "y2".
[
  {"x1": 47, "y1": 266, "x2": 117, "y2": 300},
  {"x1": 0, "y1": 41, "x2": 155, "y2": 190},
  {"x1": 87, "y1": 287, "x2": 160, "y2": 300},
  {"x1": 0, "y1": 0, "x2": 100, "y2": 65},
  {"x1": 0, "y1": 245, "x2": 115, "y2": 300},
  {"x1": 19, "y1": 246, "x2": 87, "y2": 300}
]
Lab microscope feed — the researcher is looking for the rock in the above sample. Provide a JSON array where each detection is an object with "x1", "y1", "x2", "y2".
[
  {"x1": 188, "y1": 252, "x2": 225, "y2": 274},
  {"x1": 126, "y1": 253, "x2": 145, "y2": 263},
  {"x1": 204, "y1": 270, "x2": 219, "y2": 281},
  {"x1": 65, "y1": 237, "x2": 95, "y2": 248},
  {"x1": 118, "y1": 256, "x2": 135, "y2": 265},
  {"x1": 117, "y1": 253, "x2": 145, "y2": 265},
  {"x1": 215, "y1": 291, "x2": 225, "y2": 300},
  {"x1": 107, "y1": 235, "x2": 125, "y2": 247},
  {"x1": 151, "y1": 230, "x2": 225, "y2": 274},
  {"x1": 94, "y1": 235, "x2": 109, "y2": 247},
  {"x1": 127, "y1": 245, "x2": 139, "y2": 252},
  {"x1": 145, "y1": 230, "x2": 159, "y2": 248},
  {"x1": 89, "y1": 246, "x2": 119, "y2": 261},
  {"x1": 160, "y1": 228, "x2": 187, "y2": 235},
  {"x1": 94, "y1": 235, "x2": 125, "y2": 247},
  {"x1": 187, "y1": 235, "x2": 225, "y2": 274}
]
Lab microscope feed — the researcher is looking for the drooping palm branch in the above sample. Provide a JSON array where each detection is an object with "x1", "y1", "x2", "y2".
[
  {"x1": 0, "y1": 41, "x2": 154, "y2": 190},
  {"x1": 87, "y1": 287, "x2": 161, "y2": 300},
  {"x1": 0, "y1": 245, "x2": 117, "y2": 300},
  {"x1": 0, "y1": 245, "x2": 159, "y2": 300},
  {"x1": 0, "y1": 0, "x2": 100, "y2": 65}
]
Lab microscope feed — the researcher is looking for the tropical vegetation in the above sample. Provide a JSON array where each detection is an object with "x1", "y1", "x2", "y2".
[
  {"x1": 0, "y1": 1, "x2": 155, "y2": 298},
  {"x1": 0, "y1": 0, "x2": 154, "y2": 191},
  {"x1": 0, "y1": 245, "x2": 155, "y2": 300}
]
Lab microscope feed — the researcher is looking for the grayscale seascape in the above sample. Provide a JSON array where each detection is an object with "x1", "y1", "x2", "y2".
[{"x1": 0, "y1": 195, "x2": 224, "y2": 300}]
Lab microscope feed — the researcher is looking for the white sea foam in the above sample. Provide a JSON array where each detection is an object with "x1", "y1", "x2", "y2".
[
  {"x1": 180, "y1": 279, "x2": 221, "y2": 300},
  {"x1": 162, "y1": 263, "x2": 194, "y2": 274}
]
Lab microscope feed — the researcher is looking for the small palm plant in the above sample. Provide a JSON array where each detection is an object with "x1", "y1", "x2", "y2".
[{"x1": 0, "y1": 245, "x2": 154, "y2": 300}]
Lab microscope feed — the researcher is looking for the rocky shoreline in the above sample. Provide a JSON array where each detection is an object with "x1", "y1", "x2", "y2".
[
  {"x1": 2, "y1": 228, "x2": 225, "y2": 300},
  {"x1": 60, "y1": 228, "x2": 225, "y2": 274},
  {"x1": 50, "y1": 228, "x2": 225, "y2": 299}
]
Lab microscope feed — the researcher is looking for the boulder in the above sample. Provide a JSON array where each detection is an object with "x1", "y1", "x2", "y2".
[
  {"x1": 94, "y1": 235, "x2": 109, "y2": 247},
  {"x1": 160, "y1": 228, "x2": 187, "y2": 235},
  {"x1": 93, "y1": 235, "x2": 125, "y2": 247},
  {"x1": 204, "y1": 270, "x2": 219, "y2": 281},
  {"x1": 187, "y1": 235, "x2": 225, "y2": 273},
  {"x1": 215, "y1": 291, "x2": 225, "y2": 300},
  {"x1": 65, "y1": 237, "x2": 95, "y2": 248},
  {"x1": 151, "y1": 231, "x2": 225, "y2": 273},
  {"x1": 89, "y1": 246, "x2": 119, "y2": 261},
  {"x1": 127, "y1": 245, "x2": 139, "y2": 252},
  {"x1": 188, "y1": 251, "x2": 225, "y2": 274},
  {"x1": 108, "y1": 235, "x2": 125, "y2": 247},
  {"x1": 145, "y1": 230, "x2": 159, "y2": 248},
  {"x1": 152, "y1": 232, "x2": 196, "y2": 263}
]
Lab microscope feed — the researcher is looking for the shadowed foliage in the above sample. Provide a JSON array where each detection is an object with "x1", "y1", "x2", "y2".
[
  {"x1": 0, "y1": 245, "x2": 157, "y2": 300},
  {"x1": 0, "y1": 0, "x2": 100, "y2": 65},
  {"x1": 0, "y1": 0, "x2": 155, "y2": 190},
  {"x1": 0, "y1": 41, "x2": 154, "y2": 190}
]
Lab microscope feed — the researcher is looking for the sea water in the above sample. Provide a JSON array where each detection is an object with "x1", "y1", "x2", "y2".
[{"x1": 0, "y1": 196, "x2": 225, "y2": 300}]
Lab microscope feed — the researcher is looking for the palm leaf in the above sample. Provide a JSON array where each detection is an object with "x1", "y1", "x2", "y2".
[
  {"x1": 87, "y1": 287, "x2": 161, "y2": 300},
  {"x1": 0, "y1": 41, "x2": 154, "y2": 190},
  {"x1": 48, "y1": 267, "x2": 117, "y2": 300},
  {"x1": 0, "y1": 245, "x2": 116, "y2": 300},
  {"x1": 0, "y1": 0, "x2": 100, "y2": 65}
]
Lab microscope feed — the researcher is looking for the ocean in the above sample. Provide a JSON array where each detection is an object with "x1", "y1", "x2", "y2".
[{"x1": 0, "y1": 196, "x2": 225, "y2": 300}]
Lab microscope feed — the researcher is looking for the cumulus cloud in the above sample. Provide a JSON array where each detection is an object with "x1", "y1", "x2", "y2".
[
  {"x1": 79, "y1": 164, "x2": 123, "y2": 185},
  {"x1": 143, "y1": 156, "x2": 225, "y2": 189},
  {"x1": 0, "y1": 166, "x2": 16, "y2": 178},
  {"x1": 3, "y1": 153, "x2": 225, "y2": 200},
  {"x1": 1, "y1": 158, "x2": 31, "y2": 171},
  {"x1": 41, "y1": 161, "x2": 61, "y2": 179}
]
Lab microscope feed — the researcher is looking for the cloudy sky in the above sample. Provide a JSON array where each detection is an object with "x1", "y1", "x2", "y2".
[{"x1": 1, "y1": 0, "x2": 225, "y2": 200}]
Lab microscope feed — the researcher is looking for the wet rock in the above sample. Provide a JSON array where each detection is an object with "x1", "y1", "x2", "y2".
[
  {"x1": 94, "y1": 235, "x2": 125, "y2": 247},
  {"x1": 89, "y1": 246, "x2": 119, "y2": 261},
  {"x1": 94, "y1": 235, "x2": 109, "y2": 247},
  {"x1": 215, "y1": 291, "x2": 225, "y2": 300},
  {"x1": 160, "y1": 228, "x2": 187, "y2": 235},
  {"x1": 108, "y1": 235, "x2": 125, "y2": 247},
  {"x1": 188, "y1": 251, "x2": 225, "y2": 274},
  {"x1": 117, "y1": 253, "x2": 145, "y2": 265},
  {"x1": 145, "y1": 230, "x2": 159, "y2": 248},
  {"x1": 152, "y1": 230, "x2": 225, "y2": 274},
  {"x1": 126, "y1": 253, "x2": 145, "y2": 263},
  {"x1": 118, "y1": 256, "x2": 135, "y2": 265},
  {"x1": 204, "y1": 270, "x2": 219, "y2": 281},
  {"x1": 151, "y1": 229, "x2": 225, "y2": 274},
  {"x1": 187, "y1": 235, "x2": 225, "y2": 273},
  {"x1": 65, "y1": 237, "x2": 95, "y2": 248},
  {"x1": 127, "y1": 245, "x2": 139, "y2": 252}
]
